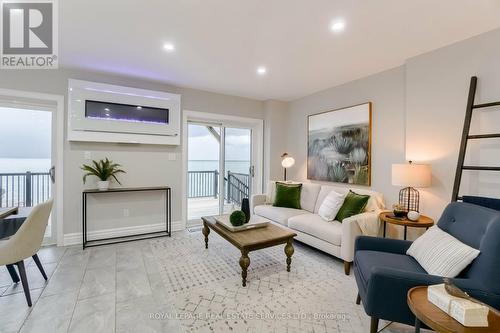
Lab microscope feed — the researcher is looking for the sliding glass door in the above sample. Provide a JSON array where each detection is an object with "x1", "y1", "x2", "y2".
[
  {"x1": 0, "y1": 104, "x2": 56, "y2": 244},
  {"x1": 187, "y1": 119, "x2": 259, "y2": 225},
  {"x1": 222, "y1": 127, "x2": 252, "y2": 215},
  {"x1": 187, "y1": 123, "x2": 221, "y2": 221}
]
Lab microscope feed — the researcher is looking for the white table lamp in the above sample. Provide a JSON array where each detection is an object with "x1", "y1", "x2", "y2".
[{"x1": 392, "y1": 161, "x2": 431, "y2": 212}]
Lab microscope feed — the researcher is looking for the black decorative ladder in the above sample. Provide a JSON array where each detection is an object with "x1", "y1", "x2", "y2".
[{"x1": 452, "y1": 76, "x2": 500, "y2": 201}]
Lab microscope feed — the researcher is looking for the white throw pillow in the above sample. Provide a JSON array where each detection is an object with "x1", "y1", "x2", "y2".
[
  {"x1": 407, "y1": 226, "x2": 480, "y2": 278},
  {"x1": 318, "y1": 190, "x2": 346, "y2": 221}
]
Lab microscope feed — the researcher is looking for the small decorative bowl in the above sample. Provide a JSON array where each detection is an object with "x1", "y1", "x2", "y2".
[
  {"x1": 393, "y1": 204, "x2": 408, "y2": 218},
  {"x1": 407, "y1": 211, "x2": 420, "y2": 221}
]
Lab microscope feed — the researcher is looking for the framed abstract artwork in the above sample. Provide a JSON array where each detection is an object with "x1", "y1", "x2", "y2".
[{"x1": 307, "y1": 102, "x2": 372, "y2": 186}]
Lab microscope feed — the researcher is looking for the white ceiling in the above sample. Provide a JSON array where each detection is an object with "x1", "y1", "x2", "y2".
[{"x1": 60, "y1": 0, "x2": 500, "y2": 101}]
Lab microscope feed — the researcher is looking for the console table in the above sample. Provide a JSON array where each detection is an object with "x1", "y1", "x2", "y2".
[{"x1": 82, "y1": 186, "x2": 171, "y2": 249}]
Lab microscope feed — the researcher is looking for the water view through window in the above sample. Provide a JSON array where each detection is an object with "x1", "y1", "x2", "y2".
[
  {"x1": 0, "y1": 106, "x2": 53, "y2": 237},
  {"x1": 187, "y1": 123, "x2": 251, "y2": 221}
]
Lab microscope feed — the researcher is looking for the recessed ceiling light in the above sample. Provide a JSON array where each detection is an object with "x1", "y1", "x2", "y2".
[
  {"x1": 136, "y1": 106, "x2": 142, "y2": 110},
  {"x1": 257, "y1": 66, "x2": 267, "y2": 75},
  {"x1": 330, "y1": 20, "x2": 346, "y2": 33},
  {"x1": 163, "y1": 43, "x2": 175, "y2": 52},
  {"x1": 104, "y1": 108, "x2": 110, "y2": 112}
]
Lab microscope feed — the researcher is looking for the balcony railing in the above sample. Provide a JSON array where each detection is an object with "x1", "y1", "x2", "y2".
[
  {"x1": 0, "y1": 172, "x2": 51, "y2": 208},
  {"x1": 187, "y1": 170, "x2": 249, "y2": 204},
  {"x1": 226, "y1": 172, "x2": 250, "y2": 205},
  {"x1": 188, "y1": 170, "x2": 219, "y2": 198},
  {"x1": 1, "y1": 170, "x2": 248, "y2": 208}
]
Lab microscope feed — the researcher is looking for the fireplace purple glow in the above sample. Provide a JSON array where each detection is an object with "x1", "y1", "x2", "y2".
[{"x1": 85, "y1": 100, "x2": 168, "y2": 124}]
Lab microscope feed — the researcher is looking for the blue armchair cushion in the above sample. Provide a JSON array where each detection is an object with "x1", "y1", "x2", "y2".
[
  {"x1": 355, "y1": 251, "x2": 426, "y2": 287},
  {"x1": 462, "y1": 196, "x2": 500, "y2": 211}
]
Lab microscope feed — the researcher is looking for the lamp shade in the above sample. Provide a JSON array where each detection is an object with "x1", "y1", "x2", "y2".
[
  {"x1": 392, "y1": 163, "x2": 431, "y2": 188},
  {"x1": 281, "y1": 153, "x2": 295, "y2": 168}
]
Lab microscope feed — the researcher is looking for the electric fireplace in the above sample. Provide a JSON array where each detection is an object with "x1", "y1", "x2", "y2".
[
  {"x1": 85, "y1": 100, "x2": 169, "y2": 125},
  {"x1": 67, "y1": 79, "x2": 181, "y2": 145}
]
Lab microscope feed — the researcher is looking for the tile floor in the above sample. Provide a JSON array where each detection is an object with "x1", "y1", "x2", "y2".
[
  {"x1": 0, "y1": 232, "x2": 427, "y2": 333},
  {"x1": 0, "y1": 238, "x2": 181, "y2": 333}
]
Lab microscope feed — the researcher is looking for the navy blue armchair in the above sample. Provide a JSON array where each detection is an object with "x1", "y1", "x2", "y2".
[{"x1": 354, "y1": 202, "x2": 500, "y2": 333}]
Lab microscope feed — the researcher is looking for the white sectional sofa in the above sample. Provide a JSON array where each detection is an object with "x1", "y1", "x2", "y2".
[{"x1": 251, "y1": 181, "x2": 385, "y2": 275}]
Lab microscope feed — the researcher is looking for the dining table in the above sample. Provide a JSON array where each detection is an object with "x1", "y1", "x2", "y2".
[{"x1": 0, "y1": 207, "x2": 32, "y2": 283}]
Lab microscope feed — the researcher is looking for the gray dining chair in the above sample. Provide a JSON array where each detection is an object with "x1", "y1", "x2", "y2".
[{"x1": 0, "y1": 199, "x2": 53, "y2": 306}]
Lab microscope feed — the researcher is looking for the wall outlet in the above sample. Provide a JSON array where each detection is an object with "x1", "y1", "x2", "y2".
[
  {"x1": 84, "y1": 151, "x2": 92, "y2": 160},
  {"x1": 123, "y1": 208, "x2": 130, "y2": 217},
  {"x1": 168, "y1": 153, "x2": 176, "y2": 161}
]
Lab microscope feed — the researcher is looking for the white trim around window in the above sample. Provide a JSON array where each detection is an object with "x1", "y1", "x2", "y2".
[{"x1": 0, "y1": 88, "x2": 65, "y2": 246}]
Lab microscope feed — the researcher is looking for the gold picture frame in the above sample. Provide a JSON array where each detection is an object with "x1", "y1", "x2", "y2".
[{"x1": 307, "y1": 102, "x2": 372, "y2": 186}]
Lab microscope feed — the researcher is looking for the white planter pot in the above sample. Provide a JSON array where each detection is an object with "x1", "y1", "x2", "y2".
[{"x1": 97, "y1": 181, "x2": 110, "y2": 191}]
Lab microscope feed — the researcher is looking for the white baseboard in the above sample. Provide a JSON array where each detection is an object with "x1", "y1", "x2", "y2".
[
  {"x1": 172, "y1": 220, "x2": 185, "y2": 231},
  {"x1": 63, "y1": 220, "x2": 184, "y2": 246}
]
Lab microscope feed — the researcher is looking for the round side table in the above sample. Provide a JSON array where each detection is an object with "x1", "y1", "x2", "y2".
[
  {"x1": 379, "y1": 212, "x2": 434, "y2": 240},
  {"x1": 407, "y1": 286, "x2": 500, "y2": 333}
]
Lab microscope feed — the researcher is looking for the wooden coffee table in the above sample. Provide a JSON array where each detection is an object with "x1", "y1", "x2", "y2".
[
  {"x1": 407, "y1": 286, "x2": 500, "y2": 333},
  {"x1": 201, "y1": 216, "x2": 297, "y2": 287}
]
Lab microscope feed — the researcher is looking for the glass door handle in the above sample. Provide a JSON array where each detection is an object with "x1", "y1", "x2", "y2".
[
  {"x1": 249, "y1": 165, "x2": 255, "y2": 177},
  {"x1": 49, "y1": 166, "x2": 55, "y2": 184}
]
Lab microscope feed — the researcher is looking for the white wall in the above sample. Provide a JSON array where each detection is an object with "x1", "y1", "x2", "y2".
[
  {"x1": 286, "y1": 66, "x2": 406, "y2": 208},
  {"x1": 405, "y1": 28, "x2": 500, "y2": 219},
  {"x1": 263, "y1": 100, "x2": 289, "y2": 182},
  {"x1": 0, "y1": 68, "x2": 265, "y2": 241}
]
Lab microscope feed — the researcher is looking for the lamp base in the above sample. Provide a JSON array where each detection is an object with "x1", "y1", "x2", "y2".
[{"x1": 399, "y1": 187, "x2": 420, "y2": 212}]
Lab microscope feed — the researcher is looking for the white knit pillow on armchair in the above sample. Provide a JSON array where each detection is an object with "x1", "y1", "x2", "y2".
[{"x1": 407, "y1": 225, "x2": 480, "y2": 278}]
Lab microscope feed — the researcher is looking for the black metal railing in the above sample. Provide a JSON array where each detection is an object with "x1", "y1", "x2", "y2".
[
  {"x1": 0, "y1": 172, "x2": 52, "y2": 208},
  {"x1": 226, "y1": 172, "x2": 250, "y2": 204},
  {"x1": 188, "y1": 170, "x2": 219, "y2": 198},
  {"x1": 187, "y1": 170, "x2": 249, "y2": 204}
]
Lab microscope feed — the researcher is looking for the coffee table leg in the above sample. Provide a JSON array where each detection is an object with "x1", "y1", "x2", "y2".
[
  {"x1": 202, "y1": 222, "x2": 210, "y2": 249},
  {"x1": 239, "y1": 250, "x2": 250, "y2": 287},
  {"x1": 285, "y1": 240, "x2": 294, "y2": 272}
]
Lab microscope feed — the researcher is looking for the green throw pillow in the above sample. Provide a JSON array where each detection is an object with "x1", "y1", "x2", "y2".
[
  {"x1": 335, "y1": 190, "x2": 370, "y2": 222},
  {"x1": 273, "y1": 182, "x2": 302, "y2": 209}
]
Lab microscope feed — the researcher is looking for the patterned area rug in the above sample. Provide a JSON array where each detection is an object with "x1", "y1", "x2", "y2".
[{"x1": 149, "y1": 231, "x2": 376, "y2": 332}]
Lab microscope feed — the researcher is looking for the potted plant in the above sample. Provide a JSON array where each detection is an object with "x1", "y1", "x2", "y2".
[{"x1": 81, "y1": 158, "x2": 125, "y2": 191}]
